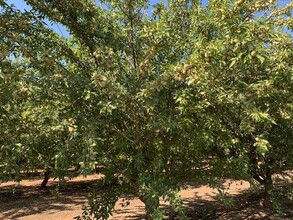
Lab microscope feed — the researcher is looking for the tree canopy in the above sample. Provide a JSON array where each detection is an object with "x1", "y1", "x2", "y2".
[{"x1": 0, "y1": 0, "x2": 292, "y2": 219}]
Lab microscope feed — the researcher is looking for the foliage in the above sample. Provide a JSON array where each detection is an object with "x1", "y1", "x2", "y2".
[{"x1": 0, "y1": 0, "x2": 292, "y2": 219}]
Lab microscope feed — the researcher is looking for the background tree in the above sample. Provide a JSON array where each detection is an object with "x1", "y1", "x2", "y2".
[{"x1": 176, "y1": 0, "x2": 293, "y2": 206}]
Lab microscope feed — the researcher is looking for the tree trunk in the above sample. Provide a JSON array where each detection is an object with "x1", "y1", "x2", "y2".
[
  {"x1": 41, "y1": 168, "x2": 52, "y2": 188},
  {"x1": 263, "y1": 182, "x2": 272, "y2": 207},
  {"x1": 248, "y1": 144, "x2": 274, "y2": 207},
  {"x1": 145, "y1": 212, "x2": 151, "y2": 220},
  {"x1": 263, "y1": 158, "x2": 273, "y2": 207},
  {"x1": 139, "y1": 195, "x2": 159, "y2": 220}
]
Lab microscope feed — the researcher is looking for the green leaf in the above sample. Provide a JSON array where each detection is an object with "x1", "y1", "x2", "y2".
[
  {"x1": 256, "y1": 54, "x2": 265, "y2": 64},
  {"x1": 253, "y1": 137, "x2": 270, "y2": 157},
  {"x1": 229, "y1": 59, "x2": 237, "y2": 68}
]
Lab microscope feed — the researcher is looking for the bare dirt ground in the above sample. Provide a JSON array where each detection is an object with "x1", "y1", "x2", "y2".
[{"x1": 0, "y1": 174, "x2": 292, "y2": 220}]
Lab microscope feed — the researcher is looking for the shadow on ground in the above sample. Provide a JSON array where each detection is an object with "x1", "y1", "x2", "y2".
[
  {"x1": 0, "y1": 179, "x2": 100, "y2": 220},
  {"x1": 1, "y1": 177, "x2": 292, "y2": 220}
]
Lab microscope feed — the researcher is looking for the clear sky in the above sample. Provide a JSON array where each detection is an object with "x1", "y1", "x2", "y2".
[
  {"x1": 6, "y1": 0, "x2": 182, "y2": 11},
  {"x1": 5, "y1": 0, "x2": 184, "y2": 37},
  {"x1": 4, "y1": 0, "x2": 291, "y2": 37},
  {"x1": 5, "y1": 0, "x2": 291, "y2": 11}
]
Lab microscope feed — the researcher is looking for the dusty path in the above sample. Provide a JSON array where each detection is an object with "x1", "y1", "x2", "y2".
[{"x1": 0, "y1": 174, "x2": 291, "y2": 219}]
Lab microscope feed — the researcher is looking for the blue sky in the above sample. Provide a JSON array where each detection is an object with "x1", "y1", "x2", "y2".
[
  {"x1": 4, "y1": 0, "x2": 291, "y2": 37},
  {"x1": 6, "y1": 0, "x2": 180, "y2": 11},
  {"x1": 6, "y1": 0, "x2": 291, "y2": 11},
  {"x1": 5, "y1": 0, "x2": 181, "y2": 37}
]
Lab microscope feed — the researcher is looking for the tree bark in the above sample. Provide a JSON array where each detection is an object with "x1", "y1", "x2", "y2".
[
  {"x1": 263, "y1": 182, "x2": 272, "y2": 207},
  {"x1": 139, "y1": 195, "x2": 159, "y2": 220},
  {"x1": 249, "y1": 145, "x2": 274, "y2": 207},
  {"x1": 41, "y1": 168, "x2": 52, "y2": 188},
  {"x1": 263, "y1": 157, "x2": 273, "y2": 207}
]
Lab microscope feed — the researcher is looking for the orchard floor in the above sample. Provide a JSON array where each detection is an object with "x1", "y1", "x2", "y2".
[{"x1": 0, "y1": 174, "x2": 292, "y2": 220}]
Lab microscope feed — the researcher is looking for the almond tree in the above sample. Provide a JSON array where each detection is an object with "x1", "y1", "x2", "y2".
[
  {"x1": 1, "y1": 1, "x2": 292, "y2": 219},
  {"x1": 175, "y1": 0, "x2": 293, "y2": 207}
]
